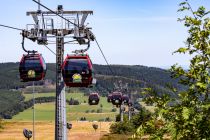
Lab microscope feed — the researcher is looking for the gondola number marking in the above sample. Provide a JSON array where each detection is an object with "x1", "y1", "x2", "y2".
[
  {"x1": 72, "y1": 73, "x2": 82, "y2": 83},
  {"x1": 28, "y1": 70, "x2": 36, "y2": 78}
]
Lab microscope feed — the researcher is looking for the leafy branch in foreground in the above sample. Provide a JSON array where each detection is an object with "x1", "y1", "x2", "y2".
[{"x1": 133, "y1": 0, "x2": 210, "y2": 139}]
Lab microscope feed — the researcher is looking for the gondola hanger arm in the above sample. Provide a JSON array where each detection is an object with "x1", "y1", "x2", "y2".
[
  {"x1": 21, "y1": 35, "x2": 37, "y2": 54},
  {"x1": 72, "y1": 40, "x2": 90, "y2": 54}
]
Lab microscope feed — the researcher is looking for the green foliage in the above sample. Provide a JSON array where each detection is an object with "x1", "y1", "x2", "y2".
[
  {"x1": 100, "y1": 104, "x2": 103, "y2": 108},
  {"x1": 111, "y1": 108, "x2": 117, "y2": 112},
  {"x1": 131, "y1": 109, "x2": 151, "y2": 129},
  {"x1": 105, "y1": 117, "x2": 112, "y2": 122},
  {"x1": 66, "y1": 98, "x2": 79, "y2": 105},
  {"x1": 91, "y1": 109, "x2": 95, "y2": 113},
  {"x1": 80, "y1": 117, "x2": 86, "y2": 121},
  {"x1": 115, "y1": 114, "x2": 121, "y2": 122},
  {"x1": 133, "y1": 1, "x2": 210, "y2": 139},
  {"x1": 110, "y1": 121, "x2": 135, "y2": 134},
  {"x1": 0, "y1": 90, "x2": 24, "y2": 113},
  {"x1": 96, "y1": 109, "x2": 102, "y2": 113},
  {"x1": 110, "y1": 108, "x2": 151, "y2": 135}
]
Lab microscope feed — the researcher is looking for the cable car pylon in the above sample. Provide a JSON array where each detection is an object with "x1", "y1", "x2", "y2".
[
  {"x1": 23, "y1": 1, "x2": 95, "y2": 139},
  {"x1": 0, "y1": 0, "x2": 115, "y2": 139}
]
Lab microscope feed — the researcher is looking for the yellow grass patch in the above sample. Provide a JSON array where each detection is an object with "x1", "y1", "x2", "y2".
[{"x1": 0, "y1": 121, "x2": 112, "y2": 140}]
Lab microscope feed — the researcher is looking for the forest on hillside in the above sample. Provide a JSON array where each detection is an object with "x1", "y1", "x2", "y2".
[
  {"x1": 0, "y1": 63, "x2": 183, "y2": 96},
  {"x1": 0, "y1": 63, "x2": 184, "y2": 119}
]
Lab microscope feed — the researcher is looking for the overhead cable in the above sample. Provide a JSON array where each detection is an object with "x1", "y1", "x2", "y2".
[
  {"x1": 94, "y1": 37, "x2": 115, "y2": 75},
  {"x1": 32, "y1": 0, "x2": 115, "y2": 75},
  {"x1": 0, "y1": 24, "x2": 23, "y2": 31},
  {"x1": 43, "y1": 45, "x2": 56, "y2": 55},
  {"x1": 32, "y1": 0, "x2": 79, "y2": 28}
]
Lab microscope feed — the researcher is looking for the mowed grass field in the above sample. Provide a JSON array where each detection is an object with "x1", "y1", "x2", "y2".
[
  {"x1": 13, "y1": 93, "x2": 118, "y2": 121},
  {"x1": 0, "y1": 92, "x2": 118, "y2": 140},
  {"x1": 0, "y1": 121, "x2": 112, "y2": 140}
]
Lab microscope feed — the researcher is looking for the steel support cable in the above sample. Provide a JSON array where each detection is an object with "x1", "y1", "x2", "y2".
[
  {"x1": 43, "y1": 45, "x2": 56, "y2": 55},
  {"x1": 63, "y1": 40, "x2": 77, "y2": 44},
  {"x1": 22, "y1": 33, "x2": 56, "y2": 55},
  {"x1": 1, "y1": 21, "x2": 113, "y2": 76},
  {"x1": 0, "y1": 23, "x2": 56, "y2": 57},
  {"x1": 94, "y1": 37, "x2": 115, "y2": 75},
  {"x1": 22, "y1": 35, "x2": 56, "y2": 55},
  {"x1": 72, "y1": 40, "x2": 90, "y2": 54},
  {"x1": 0, "y1": 24, "x2": 23, "y2": 31},
  {"x1": 32, "y1": 0, "x2": 115, "y2": 75},
  {"x1": 32, "y1": 0, "x2": 79, "y2": 28}
]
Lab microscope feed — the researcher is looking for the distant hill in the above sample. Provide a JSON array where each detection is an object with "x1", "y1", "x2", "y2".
[
  {"x1": 0, "y1": 63, "x2": 184, "y2": 119},
  {"x1": 0, "y1": 63, "x2": 183, "y2": 95}
]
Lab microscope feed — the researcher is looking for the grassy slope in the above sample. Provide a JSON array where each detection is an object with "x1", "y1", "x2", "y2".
[{"x1": 13, "y1": 93, "x2": 118, "y2": 121}]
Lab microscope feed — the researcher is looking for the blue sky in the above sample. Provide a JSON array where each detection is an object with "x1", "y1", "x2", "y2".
[{"x1": 0, "y1": 0, "x2": 209, "y2": 68}]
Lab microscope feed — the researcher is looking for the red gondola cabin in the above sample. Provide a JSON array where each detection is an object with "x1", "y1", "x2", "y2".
[
  {"x1": 128, "y1": 101, "x2": 133, "y2": 107},
  {"x1": 111, "y1": 92, "x2": 123, "y2": 106},
  {"x1": 19, "y1": 53, "x2": 46, "y2": 82},
  {"x1": 88, "y1": 93, "x2": 100, "y2": 105},
  {"x1": 62, "y1": 54, "x2": 93, "y2": 87},
  {"x1": 122, "y1": 95, "x2": 129, "y2": 105}
]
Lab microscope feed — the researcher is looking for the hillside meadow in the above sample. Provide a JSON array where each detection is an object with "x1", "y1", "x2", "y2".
[
  {"x1": 12, "y1": 92, "x2": 118, "y2": 121},
  {"x1": 0, "y1": 92, "x2": 120, "y2": 139}
]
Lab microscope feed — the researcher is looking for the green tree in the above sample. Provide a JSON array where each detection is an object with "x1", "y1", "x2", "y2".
[
  {"x1": 91, "y1": 109, "x2": 95, "y2": 113},
  {"x1": 100, "y1": 104, "x2": 103, "y2": 113},
  {"x1": 111, "y1": 108, "x2": 117, "y2": 112},
  {"x1": 133, "y1": 0, "x2": 210, "y2": 139},
  {"x1": 110, "y1": 121, "x2": 135, "y2": 134}
]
